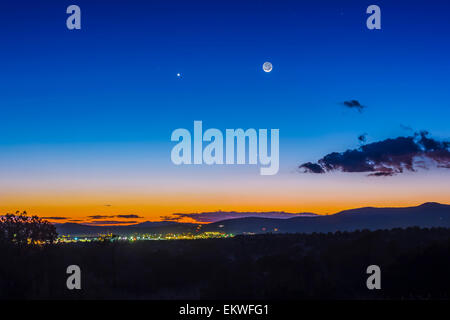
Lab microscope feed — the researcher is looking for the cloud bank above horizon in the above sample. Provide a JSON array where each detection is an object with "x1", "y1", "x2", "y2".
[
  {"x1": 299, "y1": 132, "x2": 450, "y2": 177},
  {"x1": 161, "y1": 211, "x2": 317, "y2": 223}
]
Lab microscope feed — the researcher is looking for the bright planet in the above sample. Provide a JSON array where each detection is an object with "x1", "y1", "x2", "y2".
[{"x1": 263, "y1": 61, "x2": 273, "y2": 72}]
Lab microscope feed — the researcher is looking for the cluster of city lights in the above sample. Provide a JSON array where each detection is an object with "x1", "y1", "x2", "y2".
[{"x1": 56, "y1": 232, "x2": 234, "y2": 243}]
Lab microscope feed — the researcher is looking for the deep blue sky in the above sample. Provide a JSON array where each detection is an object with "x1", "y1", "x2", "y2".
[
  {"x1": 1, "y1": 0, "x2": 450, "y2": 219},
  {"x1": 1, "y1": 0, "x2": 449, "y2": 147}
]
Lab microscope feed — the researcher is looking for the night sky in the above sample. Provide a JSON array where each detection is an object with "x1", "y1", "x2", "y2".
[{"x1": 0, "y1": 0, "x2": 449, "y2": 223}]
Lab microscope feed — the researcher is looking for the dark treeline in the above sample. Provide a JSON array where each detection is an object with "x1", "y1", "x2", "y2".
[{"x1": 1, "y1": 227, "x2": 450, "y2": 299}]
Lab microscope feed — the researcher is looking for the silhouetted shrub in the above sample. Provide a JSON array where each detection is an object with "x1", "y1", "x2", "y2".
[{"x1": 0, "y1": 211, "x2": 57, "y2": 245}]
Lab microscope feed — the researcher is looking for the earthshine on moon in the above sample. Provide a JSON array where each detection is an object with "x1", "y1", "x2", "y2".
[{"x1": 263, "y1": 62, "x2": 273, "y2": 72}]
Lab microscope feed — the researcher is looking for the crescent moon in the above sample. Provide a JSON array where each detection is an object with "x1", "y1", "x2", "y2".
[{"x1": 263, "y1": 62, "x2": 273, "y2": 73}]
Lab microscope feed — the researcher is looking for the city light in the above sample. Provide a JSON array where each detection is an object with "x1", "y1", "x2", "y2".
[{"x1": 56, "y1": 232, "x2": 234, "y2": 243}]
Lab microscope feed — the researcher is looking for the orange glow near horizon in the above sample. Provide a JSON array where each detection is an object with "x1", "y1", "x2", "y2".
[{"x1": 1, "y1": 169, "x2": 449, "y2": 224}]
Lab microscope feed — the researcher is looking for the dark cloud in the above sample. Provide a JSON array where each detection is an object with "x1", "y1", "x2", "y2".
[
  {"x1": 368, "y1": 172, "x2": 395, "y2": 177},
  {"x1": 87, "y1": 214, "x2": 143, "y2": 220},
  {"x1": 115, "y1": 214, "x2": 142, "y2": 219},
  {"x1": 83, "y1": 220, "x2": 138, "y2": 225},
  {"x1": 343, "y1": 100, "x2": 366, "y2": 112},
  {"x1": 160, "y1": 215, "x2": 182, "y2": 221},
  {"x1": 88, "y1": 215, "x2": 111, "y2": 219},
  {"x1": 358, "y1": 133, "x2": 367, "y2": 144},
  {"x1": 42, "y1": 216, "x2": 69, "y2": 220},
  {"x1": 165, "y1": 211, "x2": 317, "y2": 223},
  {"x1": 298, "y1": 162, "x2": 325, "y2": 174},
  {"x1": 299, "y1": 132, "x2": 450, "y2": 177}
]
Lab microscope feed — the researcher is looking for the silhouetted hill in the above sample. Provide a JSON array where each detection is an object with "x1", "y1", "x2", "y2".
[
  {"x1": 133, "y1": 221, "x2": 178, "y2": 228},
  {"x1": 204, "y1": 202, "x2": 450, "y2": 234},
  {"x1": 55, "y1": 203, "x2": 450, "y2": 236},
  {"x1": 55, "y1": 221, "x2": 196, "y2": 236}
]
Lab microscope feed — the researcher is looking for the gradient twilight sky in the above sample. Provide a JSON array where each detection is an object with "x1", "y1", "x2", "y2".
[{"x1": 0, "y1": 0, "x2": 449, "y2": 223}]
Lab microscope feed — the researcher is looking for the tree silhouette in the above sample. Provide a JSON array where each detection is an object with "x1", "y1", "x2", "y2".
[{"x1": 0, "y1": 211, "x2": 57, "y2": 245}]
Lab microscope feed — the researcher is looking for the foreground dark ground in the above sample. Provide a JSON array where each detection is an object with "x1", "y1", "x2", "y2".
[{"x1": 1, "y1": 227, "x2": 450, "y2": 299}]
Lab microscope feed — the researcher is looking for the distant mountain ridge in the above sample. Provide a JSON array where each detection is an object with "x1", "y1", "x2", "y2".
[
  {"x1": 55, "y1": 221, "x2": 197, "y2": 237},
  {"x1": 55, "y1": 202, "x2": 450, "y2": 236},
  {"x1": 204, "y1": 202, "x2": 450, "y2": 234}
]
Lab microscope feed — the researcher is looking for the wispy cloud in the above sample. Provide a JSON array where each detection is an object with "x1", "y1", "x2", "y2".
[
  {"x1": 400, "y1": 124, "x2": 413, "y2": 131},
  {"x1": 358, "y1": 133, "x2": 368, "y2": 144},
  {"x1": 163, "y1": 211, "x2": 316, "y2": 223},
  {"x1": 116, "y1": 214, "x2": 142, "y2": 219},
  {"x1": 87, "y1": 214, "x2": 143, "y2": 220},
  {"x1": 83, "y1": 220, "x2": 138, "y2": 225},
  {"x1": 87, "y1": 215, "x2": 110, "y2": 219},
  {"x1": 342, "y1": 100, "x2": 366, "y2": 112}
]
